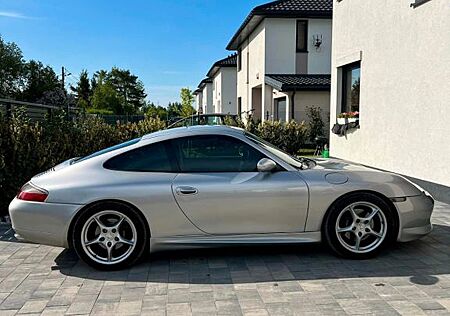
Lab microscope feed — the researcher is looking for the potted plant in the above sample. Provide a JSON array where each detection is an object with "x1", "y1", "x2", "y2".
[{"x1": 337, "y1": 111, "x2": 359, "y2": 124}]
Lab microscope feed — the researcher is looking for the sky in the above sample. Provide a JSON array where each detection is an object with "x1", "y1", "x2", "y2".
[{"x1": 0, "y1": 0, "x2": 265, "y2": 106}]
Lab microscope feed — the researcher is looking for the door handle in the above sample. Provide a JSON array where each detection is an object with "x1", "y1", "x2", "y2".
[{"x1": 176, "y1": 186, "x2": 198, "y2": 195}]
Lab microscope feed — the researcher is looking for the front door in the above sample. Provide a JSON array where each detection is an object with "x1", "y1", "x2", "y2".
[
  {"x1": 170, "y1": 135, "x2": 309, "y2": 235},
  {"x1": 275, "y1": 98, "x2": 287, "y2": 122}
]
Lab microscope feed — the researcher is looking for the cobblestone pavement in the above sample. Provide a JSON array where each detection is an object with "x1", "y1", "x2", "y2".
[{"x1": 1, "y1": 202, "x2": 450, "y2": 315}]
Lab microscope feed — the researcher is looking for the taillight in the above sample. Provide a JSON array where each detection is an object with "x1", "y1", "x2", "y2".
[{"x1": 17, "y1": 183, "x2": 48, "y2": 202}]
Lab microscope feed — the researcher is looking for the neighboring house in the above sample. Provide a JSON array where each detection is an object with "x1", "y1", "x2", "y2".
[
  {"x1": 330, "y1": 0, "x2": 450, "y2": 199},
  {"x1": 193, "y1": 89, "x2": 203, "y2": 114},
  {"x1": 226, "y1": 0, "x2": 332, "y2": 125},
  {"x1": 207, "y1": 54, "x2": 238, "y2": 115},
  {"x1": 197, "y1": 78, "x2": 213, "y2": 114}
]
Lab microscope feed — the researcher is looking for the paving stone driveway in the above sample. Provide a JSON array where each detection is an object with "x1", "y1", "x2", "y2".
[{"x1": 1, "y1": 202, "x2": 450, "y2": 316}]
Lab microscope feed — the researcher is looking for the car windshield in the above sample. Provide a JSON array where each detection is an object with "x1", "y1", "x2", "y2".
[
  {"x1": 244, "y1": 132, "x2": 315, "y2": 170},
  {"x1": 75, "y1": 138, "x2": 141, "y2": 163}
]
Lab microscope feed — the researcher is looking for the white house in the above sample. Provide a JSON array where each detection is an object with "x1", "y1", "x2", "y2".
[
  {"x1": 195, "y1": 78, "x2": 213, "y2": 114},
  {"x1": 330, "y1": 0, "x2": 450, "y2": 200},
  {"x1": 226, "y1": 0, "x2": 333, "y2": 124},
  {"x1": 193, "y1": 89, "x2": 203, "y2": 114},
  {"x1": 207, "y1": 54, "x2": 238, "y2": 115}
]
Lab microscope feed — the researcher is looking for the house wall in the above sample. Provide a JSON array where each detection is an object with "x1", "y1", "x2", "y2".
[
  {"x1": 265, "y1": 19, "x2": 297, "y2": 74},
  {"x1": 237, "y1": 21, "x2": 266, "y2": 120},
  {"x1": 308, "y1": 19, "x2": 332, "y2": 74},
  {"x1": 212, "y1": 72, "x2": 222, "y2": 113},
  {"x1": 195, "y1": 92, "x2": 203, "y2": 113},
  {"x1": 220, "y1": 67, "x2": 238, "y2": 114},
  {"x1": 330, "y1": 0, "x2": 450, "y2": 186},
  {"x1": 201, "y1": 83, "x2": 213, "y2": 114}
]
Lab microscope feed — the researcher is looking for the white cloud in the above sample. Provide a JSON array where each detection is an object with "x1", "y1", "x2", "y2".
[{"x1": 0, "y1": 11, "x2": 31, "y2": 19}]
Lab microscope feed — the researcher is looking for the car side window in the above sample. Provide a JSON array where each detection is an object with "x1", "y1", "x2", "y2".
[
  {"x1": 104, "y1": 142, "x2": 175, "y2": 172},
  {"x1": 171, "y1": 135, "x2": 266, "y2": 172}
]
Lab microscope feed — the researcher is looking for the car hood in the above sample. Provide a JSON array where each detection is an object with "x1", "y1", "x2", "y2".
[
  {"x1": 313, "y1": 158, "x2": 384, "y2": 173},
  {"x1": 304, "y1": 158, "x2": 426, "y2": 198}
]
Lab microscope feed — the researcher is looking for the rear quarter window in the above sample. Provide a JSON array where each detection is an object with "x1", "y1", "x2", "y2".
[{"x1": 104, "y1": 142, "x2": 174, "y2": 172}]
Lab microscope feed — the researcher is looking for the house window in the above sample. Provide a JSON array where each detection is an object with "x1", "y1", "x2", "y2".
[
  {"x1": 341, "y1": 62, "x2": 361, "y2": 113},
  {"x1": 237, "y1": 97, "x2": 242, "y2": 117},
  {"x1": 238, "y1": 49, "x2": 242, "y2": 71},
  {"x1": 246, "y1": 51, "x2": 250, "y2": 84},
  {"x1": 296, "y1": 21, "x2": 308, "y2": 52}
]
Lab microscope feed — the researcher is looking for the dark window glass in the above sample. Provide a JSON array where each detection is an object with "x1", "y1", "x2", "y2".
[
  {"x1": 237, "y1": 97, "x2": 242, "y2": 117},
  {"x1": 172, "y1": 135, "x2": 266, "y2": 172},
  {"x1": 296, "y1": 21, "x2": 308, "y2": 52},
  {"x1": 76, "y1": 138, "x2": 141, "y2": 163},
  {"x1": 104, "y1": 142, "x2": 174, "y2": 172},
  {"x1": 341, "y1": 62, "x2": 361, "y2": 113}
]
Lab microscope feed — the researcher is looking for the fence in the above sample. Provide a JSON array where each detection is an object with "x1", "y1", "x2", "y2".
[
  {"x1": 88, "y1": 114, "x2": 147, "y2": 125},
  {"x1": 0, "y1": 98, "x2": 79, "y2": 121}
]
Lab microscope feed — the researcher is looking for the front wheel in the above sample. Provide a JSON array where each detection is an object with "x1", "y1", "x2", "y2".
[
  {"x1": 72, "y1": 202, "x2": 148, "y2": 270},
  {"x1": 323, "y1": 193, "x2": 397, "y2": 259}
]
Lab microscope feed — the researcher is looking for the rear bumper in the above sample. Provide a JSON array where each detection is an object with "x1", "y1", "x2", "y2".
[
  {"x1": 396, "y1": 193, "x2": 434, "y2": 242},
  {"x1": 8, "y1": 198, "x2": 82, "y2": 248}
]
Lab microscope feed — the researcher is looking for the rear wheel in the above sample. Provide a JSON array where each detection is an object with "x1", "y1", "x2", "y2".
[
  {"x1": 323, "y1": 193, "x2": 397, "y2": 259},
  {"x1": 72, "y1": 202, "x2": 148, "y2": 270}
]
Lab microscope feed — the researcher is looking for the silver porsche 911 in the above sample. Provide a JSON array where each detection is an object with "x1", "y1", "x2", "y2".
[{"x1": 9, "y1": 126, "x2": 434, "y2": 270}]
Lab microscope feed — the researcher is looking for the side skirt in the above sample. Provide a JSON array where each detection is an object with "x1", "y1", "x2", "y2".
[{"x1": 150, "y1": 232, "x2": 321, "y2": 253}]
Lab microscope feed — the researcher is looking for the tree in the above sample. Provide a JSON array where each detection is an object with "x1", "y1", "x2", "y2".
[
  {"x1": 91, "y1": 81, "x2": 124, "y2": 114},
  {"x1": 144, "y1": 102, "x2": 168, "y2": 119},
  {"x1": 0, "y1": 35, "x2": 24, "y2": 98},
  {"x1": 20, "y1": 60, "x2": 60, "y2": 103},
  {"x1": 105, "y1": 67, "x2": 147, "y2": 114},
  {"x1": 167, "y1": 102, "x2": 183, "y2": 118},
  {"x1": 180, "y1": 88, "x2": 196, "y2": 117},
  {"x1": 70, "y1": 70, "x2": 91, "y2": 108}
]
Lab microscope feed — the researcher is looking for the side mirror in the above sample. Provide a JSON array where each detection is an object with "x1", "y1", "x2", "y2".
[{"x1": 257, "y1": 158, "x2": 277, "y2": 172}]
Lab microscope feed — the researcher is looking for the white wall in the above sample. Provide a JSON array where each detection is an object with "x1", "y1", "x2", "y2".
[
  {"x1": 265, "y1": 19, "x2": 297, "y2": 74},
  {"x1": 220, "y1": 67, "x2": 238, "y2": 114},
  {"x1": 330, "y1": 0, "x2": 450, "y2": 186},
  {"x1": 195, "y1": 92, "x2": 203, "y2": 112},
  {"x1": 308, "y1": 19, "x2": 332, "y2": 74},
  {"x1": 201, "y1": 83, "x2": 213, "y2": 114},
  {"x1": 237, "y1": 21, "x2": 266, "y2": 119}
]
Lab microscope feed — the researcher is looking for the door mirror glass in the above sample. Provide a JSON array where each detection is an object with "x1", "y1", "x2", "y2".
[{"x1": 257, "y1": 158, "x2": 277, "y2": 172}]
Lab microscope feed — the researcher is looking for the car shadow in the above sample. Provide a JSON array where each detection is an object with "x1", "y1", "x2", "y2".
[{"x1": 52, "y1": 224, "x2": 450, "y2": 287}]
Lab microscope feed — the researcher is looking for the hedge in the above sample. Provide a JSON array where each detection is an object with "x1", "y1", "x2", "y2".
[{"x1": 0, "y1": 109, "x2": 310, "y2": 216}]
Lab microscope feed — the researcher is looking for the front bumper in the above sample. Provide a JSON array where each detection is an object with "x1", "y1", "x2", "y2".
[
  {"x1": 8, "y1": 198, "x2": 82, "y2": 248},
  {"x1": 396, "y1": 193, "x2": 434, "y2": 242}
]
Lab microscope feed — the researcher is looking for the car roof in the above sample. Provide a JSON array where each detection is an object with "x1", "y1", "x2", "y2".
[{"x1": 141, "y1": 125, "x2": 245, "y2": 141}]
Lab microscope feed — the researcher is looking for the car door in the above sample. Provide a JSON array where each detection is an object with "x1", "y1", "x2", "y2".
[{"x1": 170, "y1": 134, "x2": 309, "y2": 235}]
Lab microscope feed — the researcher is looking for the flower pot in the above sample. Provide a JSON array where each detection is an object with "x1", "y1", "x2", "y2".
[
  {"x1": 337, "y1": 118, "x2": 346, "y2": 125},
  {"x1": 348, "y1": 118, "x2": 358, "y2": 123}
]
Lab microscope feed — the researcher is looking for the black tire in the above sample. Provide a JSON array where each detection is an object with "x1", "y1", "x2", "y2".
[
  {"x1": 71, "y1": 201, "x2": 148, "y2": 270},
  {"x1": 323, "y1": 193, "x2": 397, "y2": 259}
]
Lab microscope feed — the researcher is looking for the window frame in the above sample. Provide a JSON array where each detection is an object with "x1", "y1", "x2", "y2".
[
  {"x1": 340, "y1": 61, "x2": 361, "y2": 114},
  {"x1": 169, "y1": 134, "x2": 277, "y2": 173},
  {"x1": 103, "y1": 141, "x2": 179, "y2": 173},
  {"x1": 296, "y1": 20, "x2": 309, "y2": 53}
]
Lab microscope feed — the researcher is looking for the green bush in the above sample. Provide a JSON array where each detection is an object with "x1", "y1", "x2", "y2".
[
  {"x1": 0, "y1": 111, "x2": 311, "y2": 216},
  {"x1": 306, "y1": 106, "x2": 325, "y2": 142},
  {"x1": 0, "y1": 109, "x2": 166, "y2": 216}
]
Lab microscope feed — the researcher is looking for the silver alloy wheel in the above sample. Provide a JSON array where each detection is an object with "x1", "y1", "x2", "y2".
[
  {"x1": 335, "y1": 202, "x2": 387, "y2": 254},
  {"x1": 81, "y1": 210, "x2": 137, "y2": 265}
]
